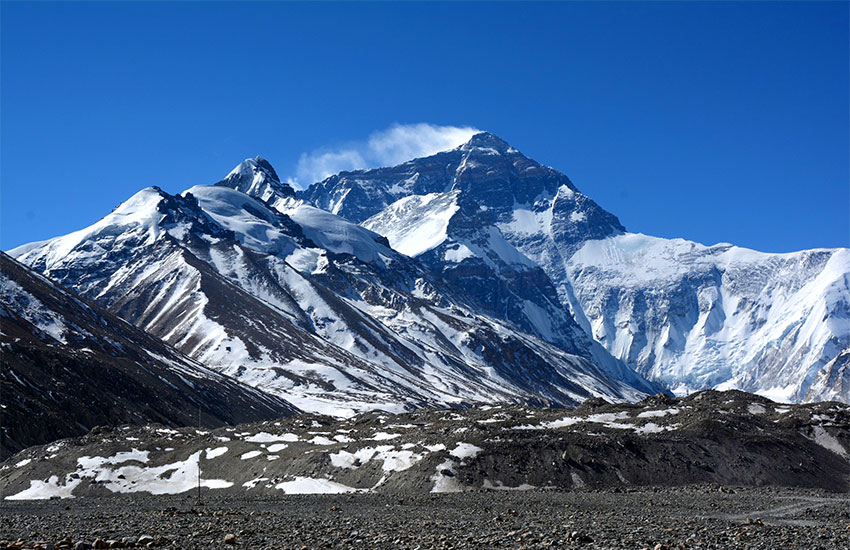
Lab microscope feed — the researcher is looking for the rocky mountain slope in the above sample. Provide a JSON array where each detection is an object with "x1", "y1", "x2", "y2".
[
  {"x1": 2, "y1": 390, "x2": 847, "y2": 500},
  {"x1": 305, "y1": 132, "x2": 850, "y2": 404},
  {"x1": 9, "y1": 163, "x2": 656, "y2": 417},
  {"x1": 0, "y1": 252, "x2": 299, "y2": 459}
]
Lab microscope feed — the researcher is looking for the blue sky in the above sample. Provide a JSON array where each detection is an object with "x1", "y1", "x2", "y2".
[{"x1": 2, "y1": 1, "x2": 847, "y2": 253}]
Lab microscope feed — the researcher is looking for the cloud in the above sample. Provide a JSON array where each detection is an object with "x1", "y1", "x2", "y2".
[{"x1": 290, "y1": 123, "x2": 479, "y2": 188}]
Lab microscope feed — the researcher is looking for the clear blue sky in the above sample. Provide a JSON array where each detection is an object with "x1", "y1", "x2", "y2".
[{"x1": 2, "y1": 1, "x2": 847, "y2": 253}]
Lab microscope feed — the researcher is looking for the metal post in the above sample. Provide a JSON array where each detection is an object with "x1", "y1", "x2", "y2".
[{"x1": 197, "y1": 403, "x2": 201, "y2": 503}]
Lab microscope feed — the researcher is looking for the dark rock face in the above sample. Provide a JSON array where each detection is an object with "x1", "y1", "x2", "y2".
[
  {"x1": 2, "y1": 390, "x2": 847, "y2": 500},
  {"x1": 0, "y1": 253, "x2": 299, "y2": 459}
]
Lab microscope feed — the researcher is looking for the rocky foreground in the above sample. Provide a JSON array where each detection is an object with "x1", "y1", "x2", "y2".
[
  {"x1": 1, "y1": 390, "x2": 849, "y2": 548},
  {"x1": 1, "y1": 487, "x2": 849, "y2": 549}
]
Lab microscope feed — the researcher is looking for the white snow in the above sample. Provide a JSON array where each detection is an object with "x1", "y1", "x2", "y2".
[
  {"x1": 567, "y1": 235, "x2": 850, "y2": 403},
  {"x1": 329, "y1": 445, "x2": 425, "y2": 472},
  {"x1": 444, "y1": 243, "x2": 475, "y2": 263},
  {"x1": 5, "y1": 476, "x2": 82, "y2": 500},
  {"x1": 285, "y1": 204, "x2": 390, "y2": 265},
  {"x1": 449, "y1": 442, "x2": 483, "y2": 460},
  {"x1": 244, "y1": 432, "x2": 299, "y2": 443},
  {"x1": 362, "y1": 191, "x2": 459, "y2": 257},
  {"x1": 747, "y1": 404, "x2": 767, "y2": 415},
  {"x1": 274, "y1": 477, "x2": 362, "y2": 494},
  {"x1": 205, "y1": 447, "x2": 228, "y2": 459},
  {"x1": 482, "y1": 480, "x2": 536, "y2": 491},
  {"x1": 808, "y1": 425, "x2": 848, "y2": 458},
  {"x1": 634, "y1": 422, "x2": 679, "y2": 434},
  {"x1": 370, "y1": 432, "x2": 402, "y2": 441},
  {"x1": 184, "y1": 186, "x2": 299, "y2": 257},
  {"x1": 242, "y1": 477, "x2": 269, "y2": 489},
  {"x1": 0, "y1": 277, "x2": 68, "y2": 343},
  {"x1": 636, "y1": 408, "x2": 680, "y2": 418},
  {"x1": 7, "y1": 450, "x2": 235, "y2": 499},
  {"x1": 430, "y1": 459, "x2": 463, "y2": 493},
  {"x1": 240, "y1": 451, "x2": 263, "y2": 460}
]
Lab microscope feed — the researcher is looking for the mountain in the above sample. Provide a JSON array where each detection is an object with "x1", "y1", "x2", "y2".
[
  {"x1": 302, "y1": 133, "x2": 647, "y2": 391},
  {"x1": 0, "y1": 252, "x2": 298, "y2": 459},
  {"x1": 4, "y1": 390, "x2": 848, "y2": 499},
  {"x1": 9, "y1": 165, "x2": 657, "y2": 417},
  {"x1": 301, "y1": 132, "x2": 850, "y2": 404}
]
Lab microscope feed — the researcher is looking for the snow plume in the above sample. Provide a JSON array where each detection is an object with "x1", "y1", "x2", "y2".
[{"x1": 291, "y1": 123, "x2": 479, "y2": 187}]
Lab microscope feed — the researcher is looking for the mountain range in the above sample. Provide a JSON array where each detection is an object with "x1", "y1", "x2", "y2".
[{"x1": 5, "y1": 132, "x2": 849, "y2": 440}]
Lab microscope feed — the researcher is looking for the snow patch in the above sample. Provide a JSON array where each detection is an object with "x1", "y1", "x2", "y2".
[{"x1": 275, "y1": 477, "x2": 362, "y2": 494}]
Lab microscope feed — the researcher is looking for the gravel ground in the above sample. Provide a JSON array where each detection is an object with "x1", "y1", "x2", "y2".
[{"x1": 1, "y1": 486, "x2": 849, "y2": 549}]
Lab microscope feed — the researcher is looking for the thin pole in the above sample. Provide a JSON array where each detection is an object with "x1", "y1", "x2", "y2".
[{"x1": 197, "y1": 403, "x2": 201, "y2": 503}]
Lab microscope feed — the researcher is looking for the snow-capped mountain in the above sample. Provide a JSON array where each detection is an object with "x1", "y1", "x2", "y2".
[
  {"x1": 302, "y1": 132, "x2": 850, "y2": 404},
  {"x1": 10, "y1": 164, "x2": 657, "y2": 417},
  {"x1": 0, "y1": 252, "x2": 298, "y2": 459}
]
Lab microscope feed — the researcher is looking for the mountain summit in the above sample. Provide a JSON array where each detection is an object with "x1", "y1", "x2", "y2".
[
  {"x1": 216, "y1": 156, "x2": 295, "y2": 207},
  {"x1": 461, "y1": 131, "x2": 513, "y2": 152}
]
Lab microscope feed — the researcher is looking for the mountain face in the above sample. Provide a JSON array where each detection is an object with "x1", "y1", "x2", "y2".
[
  {"x1": 302, "y1": 132, "x2": 850, "y2": 404},
  {"x1": 301, "y1": 133, "x2": 645, "y2": 391},
  {"x1": 10, "y1": 162, "x2": 657, "y2": 417},
  {"x1": 0, "y1": 252, "x2": 298, "y2": 459}
]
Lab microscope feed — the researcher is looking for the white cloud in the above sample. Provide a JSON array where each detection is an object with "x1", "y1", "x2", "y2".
[{"x1": 290, "y1": 123, "x2": 479, "y2": 188}]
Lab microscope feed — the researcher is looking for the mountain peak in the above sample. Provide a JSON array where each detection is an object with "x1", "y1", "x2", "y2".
[
  {"x1": 462, "y1": 131, "x2": 513, "y2": 153},
  {"x1": 216, "y1": 156, "x2": 295, "y2": 202}
]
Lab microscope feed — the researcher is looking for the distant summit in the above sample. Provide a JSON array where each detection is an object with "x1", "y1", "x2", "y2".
[
  {"x1": 462, "y1": 131, "x2": 513, "y2": 152},
  {"x1": 216, "y1": 156, "x2": 295, "y2": 205}
]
